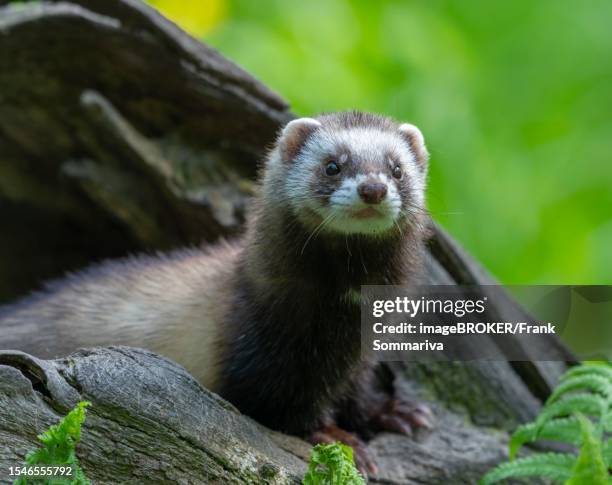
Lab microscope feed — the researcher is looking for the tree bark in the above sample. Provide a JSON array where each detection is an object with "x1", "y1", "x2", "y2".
[
  {"x1": 0, "y1": 1, "x2": 574, "y2": 483},
  {"x1": 0, "y1": 347, "x2": 511, "y2": 484},
  {"x1": 0, "y1": 0, "x2": 290, "y2": 302}
]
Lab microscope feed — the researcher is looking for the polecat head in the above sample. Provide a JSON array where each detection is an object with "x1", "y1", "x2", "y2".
[{"x1": 266, "y1": 111, "x2": 429, "y2": 236}]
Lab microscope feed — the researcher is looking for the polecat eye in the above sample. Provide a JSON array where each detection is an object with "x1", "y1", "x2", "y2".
[
  {"x1": 392, "y1": 165, "x2": 403, "y2": 179},
  {"x1": 325, "y1": 161, "x2": 341, "y2": 176}
]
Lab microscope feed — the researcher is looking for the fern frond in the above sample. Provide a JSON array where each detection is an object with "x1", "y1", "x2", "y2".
[
  {"x1": 565, "y1": 414, "x2": 608, "y2": 485},
  {"x1": 15, "y1": 401, "x2": 91, "y2": 485},
  {"x1": 537, "y1": 394, "x2": 607, "y2": 428},
  {"x1": 602, "y1": 412, "x2": 612, "y2": 433},
  {"x1": 564, "y1": 362, "x2": 612, "y2": 379},
  {"x1": 303, "y1": 442, "x2": 365, "y2": 485},
  {"x1": 600, "y1": 438, "x2": 612, "y2": 468},
  {"x1": 510, "y1": 416, "x2": 582, "y2": 459},
  {"x1": 482, "y1": 362, "x2": 612, "y2": 484},
  {"x1": 548, "y1": 375, "x2": 612, "y2": 404},
  {"x1": 479, "y1": 452, "x2": 575, "y2": 485},
  {"x1": 563, "y1": 364, "x2": 612, "y2": 383}
]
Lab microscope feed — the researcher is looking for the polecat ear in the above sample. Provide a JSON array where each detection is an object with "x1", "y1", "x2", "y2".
[
  {"x1": 279, "y1": 118, "x2": 322, "y2": 163},
  {"x1": 398, "y1": 123, "x2": 429, "y2": 173}
]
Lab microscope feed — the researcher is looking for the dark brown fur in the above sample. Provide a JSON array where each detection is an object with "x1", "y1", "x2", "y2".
[
  {"x1": 0, "y1": 111, "x2": 429, "y2": 437},
  {"x1": 219, "y1": 201, "x2": 425, "y2": 433}
]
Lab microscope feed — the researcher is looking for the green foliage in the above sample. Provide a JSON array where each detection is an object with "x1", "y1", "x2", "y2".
[
  {"x1": 480, "y1": 453, "x2": 576, "y2": 484},
  {"x1": 481, "y1": 363, "x2": 612, "y2": 484},
  {"x1": 303, "y1": 442, "x2": 365, "y2": 485},
  {"x1": 15, "y1": 401, "x2": 91, "y2": 485},
  {"x1": 565, "y1": 415, "x2": 608, "y2": 485}
]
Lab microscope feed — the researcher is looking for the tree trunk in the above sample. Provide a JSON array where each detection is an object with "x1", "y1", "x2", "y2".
[{"x1": 0, "y1": 1, "x2": 574, "y2": 483}]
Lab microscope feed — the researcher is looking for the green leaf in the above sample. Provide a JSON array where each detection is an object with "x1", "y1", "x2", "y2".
[
  {"x1": 479, "y1": 453, "x2": 576, "y2": 485},
  {"x1": 563, "y1": 364, "x2": 612, "y2": 383},
  {"x1": 484, "y1": 362, "x2": 612, "y2": 484},
  {"x1": 303, "y1": 442, "x2": 365, "y2": 485},
  {"x1": 602, "y1": 412, "x2": 612, "y2": 433},
  {"x1": 548, "y1": 375, "x2": 612, "y2": 404},
  {"x1": 601, "y1": 439, "x2": 612, "y2": 468},
  {"x1": 14, "y1": 401, "x2": 91, "y2": 485},
  {"x1": 510, "y1": 416, "x2": 582, "y2": 459},
  {"x1": 565, "y1": 414, "x2": 608, "y2": 485},
  {"x1": 537, "y1": 394, "x2": 607, "y2": 429}
]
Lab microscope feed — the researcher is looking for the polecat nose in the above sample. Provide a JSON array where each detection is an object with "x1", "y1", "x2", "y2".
[{"x1": 357, "y1": 182, "x2": 387, "y2": 204}]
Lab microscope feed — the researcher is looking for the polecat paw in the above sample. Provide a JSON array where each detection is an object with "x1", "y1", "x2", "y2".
[
  {"x1": 309, "y1": 424, "x2": 377, "y2": 478},
  {"x1": 373, "y1": 398, "x2": 434, "y2": 435}
]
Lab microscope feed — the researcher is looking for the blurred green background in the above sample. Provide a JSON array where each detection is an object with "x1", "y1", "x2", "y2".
[{"x1": 147, "y1": 0, "x2": 611, "y2": 284}]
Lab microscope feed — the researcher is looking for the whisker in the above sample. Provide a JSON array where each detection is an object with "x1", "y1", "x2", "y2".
[
  {"x1": 393, "y1": 218, "x2": 404, "y2": 237},
  {"x1": 345, "y1": 235, "x2": 352, "y2": 273},
  {"x1": 300, "y1": 212, "x2": 336, "y2": 255}
]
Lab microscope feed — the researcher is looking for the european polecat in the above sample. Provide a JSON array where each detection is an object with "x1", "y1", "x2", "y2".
[{"x1": 0, "y1": 112, "x2": 432, "y2": 474}]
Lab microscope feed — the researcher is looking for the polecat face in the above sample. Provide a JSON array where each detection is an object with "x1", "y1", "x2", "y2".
[{"x1": 276, "y1": 112, "x2": 428, "y2": 236}]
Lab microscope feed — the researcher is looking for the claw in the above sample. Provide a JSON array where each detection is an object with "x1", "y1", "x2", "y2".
[
  {"x1": 395, "y1": 404, "x2": 433, "y2": 429},
  {"x1": 378, "y1": 414, "x2": 412, "y2": 435},
  {"x1": 374, "y1": 398, "x2": 434, "y2": 434}
]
